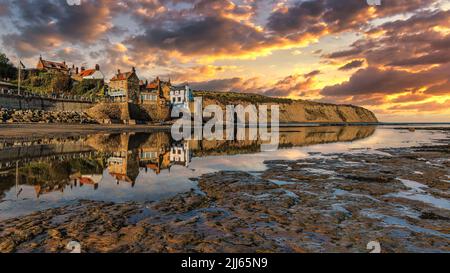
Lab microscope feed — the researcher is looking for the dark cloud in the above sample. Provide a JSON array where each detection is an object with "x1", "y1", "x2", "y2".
[
  {"x1": 190, "y1": 77, "x2": 248, "y2": 92},
  {"x1": 267, "y1": 0, "x2": 435, "y2": 36},
  {"x1": 325, "y1": 10, "x2": 450, "y2": 69},
  {"x1": 424, "y1": 80, "x2": 450, "y2": 95},
  {"x1": 304, "y1": 70, "x2": 321, "y2": 78},
  {"x1": 321, "y1": 64, "x2": 450, "y2": 97},
  {"x1": 338, "y1": 60, "x2": 364, "y2": 71},
  {"x1": 2, "y1": 0, "x2": 115, "y2": 57},
  {"x1": 127, "y1": 16, "x2": 269, "y2": 57},
  {"x1": 267, "y1": 0, "x2": 327, "y2": 34}
]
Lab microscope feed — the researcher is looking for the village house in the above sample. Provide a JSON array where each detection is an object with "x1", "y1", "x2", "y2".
[
  {"x1": 71, "y1": 64, "x2": 104, "y2": 82},
  {"x1": 170, "y1": 84, "x2": 193, "y2": 106},
  {"x1": 36, "y1": 56, "x2": 69, "y2": 74},
  {"x1": 108, "y1": 67, "x2": 140, "y2": 103},
  {"x1": 139, "y1": 77, "x2": 171, "y2": 105}
]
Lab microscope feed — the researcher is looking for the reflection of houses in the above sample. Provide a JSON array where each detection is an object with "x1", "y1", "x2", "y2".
[
  {"x1": 36, "y1": 55, "x2": 69, "y2": 74},
  {"x1": 170, "y1": 142, "x2": 191, "y2": 167},
  {"x1": 139, "y1": 149, "x2": 171, "y2": 175},
  {"x1": 108, "y1": 68, "x2": 140, "y2": 103},
  {"x1": 73, "y1": 174, "x2": 102, "y2": 190},
  {"x1": 107, "y1": 151, "x2": 139, "y2": 186},
  {"x1": 138, "y1": 137, "x2": 171, "y2": 174},
  {"x1": 34, "y1": 184, "x2": 66, "y2": 198}
]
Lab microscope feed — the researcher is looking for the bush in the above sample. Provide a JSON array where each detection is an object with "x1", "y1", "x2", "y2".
[
  {"x1": 71, "y1": 79, "x2": 104, "y2": 97},
  {"x1": 51, "y1": 74, "x2": 71, "y2": 93}
]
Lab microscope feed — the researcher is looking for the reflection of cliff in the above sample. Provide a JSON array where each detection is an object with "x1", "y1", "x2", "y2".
[
  {"x1": 278, "y1": 126, "x2": 376, "y2": 147},
  {"x1": 192, "y1": 126, "x2": 375, "y2": 156}
]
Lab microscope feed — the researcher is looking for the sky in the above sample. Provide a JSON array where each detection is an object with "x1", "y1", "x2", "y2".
[{"x1": 0, "y1": 0, "x2": 449, "y2": 122}]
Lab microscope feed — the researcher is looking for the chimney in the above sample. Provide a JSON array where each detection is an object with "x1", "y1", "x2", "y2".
[
  {"x1": 76, "y1": 67, "x2": 79, "y2": 74},
  {"x1": 132, "y1": 67, "x2": 136, "y2": 73},
  {"x1": 95, "y1": 64, "x2": 100, "y2": 71},
  {"x1": 117, "y1": 69, "x2": 121, "y2": 75}
]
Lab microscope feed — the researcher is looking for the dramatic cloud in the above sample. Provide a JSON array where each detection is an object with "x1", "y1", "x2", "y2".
[
  {"x1": 2, "y1": 0, "x2": 116, "y2": 57},
  {"x1": 388, "y1": 100, "x2": 450, "y2": 112},
  {"x1": 127, "y1": 16, "x2": 269, "y2": 58},
  {"x1": 190, "y1": 70, "x2": 320, "y2": 98},
  {"x1": 424, "y1": 80, "x2": 450, "y2": 95},
  {"x1": 267, "y1": 0, "x2": 435, "y2": 35},
  {"x1": 391, "y1": 93, "x2": 430, "y2": 103},
  {"x1": 338, "y1": 60, "x2": 364, "y2": 71},
  {"x1": 321, "y1": 65, "x2": 450, "y2": 97},
  {"x1": 325, "y1": 10, "x2": 450, "y2": 68}
]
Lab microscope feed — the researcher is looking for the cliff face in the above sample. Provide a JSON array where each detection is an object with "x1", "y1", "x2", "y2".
[
  {"x1": 197, "y1": 91, "x2": 378, "y2": 123},
  {"x1": 277, "y1": 101, "x2": 378, "y2": 123}
]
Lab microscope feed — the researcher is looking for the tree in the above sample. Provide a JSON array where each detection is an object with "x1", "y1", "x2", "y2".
[{"x1": 0, "y1": 53, "x2": 17, "y2": 81}]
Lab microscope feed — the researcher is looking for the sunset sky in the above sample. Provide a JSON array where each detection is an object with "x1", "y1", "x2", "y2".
[{"x1": 0, "y1": 0, "x2": 449, "y2": 122}]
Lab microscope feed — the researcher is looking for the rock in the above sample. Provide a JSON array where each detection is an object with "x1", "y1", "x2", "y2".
[
  {"x1": 0, "y1": 239, "x2": 16, "y2": 253},
  {"x1": 48, "y1": 229, "x2": 62, "y2": 239}
]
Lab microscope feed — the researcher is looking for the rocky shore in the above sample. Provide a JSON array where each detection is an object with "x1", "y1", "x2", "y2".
[
  {"x1": 0, "y1": 140, "x2": 448, "y2": 253},
  {"x1": 0, "y1": 108, "x2": 97, "y2": 124}
]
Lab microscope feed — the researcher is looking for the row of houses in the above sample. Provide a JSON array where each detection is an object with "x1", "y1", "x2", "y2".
[{"x1": 36, "y1": 56, "x2": 193, "y2": 108}]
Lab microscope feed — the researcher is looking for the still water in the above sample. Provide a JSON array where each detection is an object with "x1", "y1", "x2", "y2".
[{"x1": 0, "y1": 125, "x2": 448, "y2": 220}]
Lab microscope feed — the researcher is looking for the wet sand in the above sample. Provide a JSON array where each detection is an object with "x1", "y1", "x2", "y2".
[{"x1": 0, "y1": 124, "x2": 171, "y2": 141}]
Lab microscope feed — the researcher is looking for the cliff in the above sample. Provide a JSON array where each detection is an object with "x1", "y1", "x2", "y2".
[
  {"x1": 85, "y1": 92, "x2": 378, "y2": 124},
  {"x1": 196, "y1": 91, "x2": 378, "y2": 123}
]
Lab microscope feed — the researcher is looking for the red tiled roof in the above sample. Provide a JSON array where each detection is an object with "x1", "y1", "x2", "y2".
[
  {"x1": 110, "y1": 72, "x2": 133, "y2": 81},
  {"x1": 146, "y1": 82, "x2": 158, "y2": 89},
  {"x1": 78, "y1": 69, "x2": 95, "y2": 77},
  {"x1": 40, "y1": 59, "x2": 68, "y2": 70}
]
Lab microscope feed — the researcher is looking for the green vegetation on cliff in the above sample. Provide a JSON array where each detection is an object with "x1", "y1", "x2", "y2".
[
  {"x1": 20, "y1": 71, "x2": 104, "y2": 97},
  {"x1": 194, "y1": 91, "x2": 293, "y2": 104}
]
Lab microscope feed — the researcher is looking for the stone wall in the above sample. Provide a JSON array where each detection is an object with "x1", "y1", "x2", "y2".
[{"x1": 0, "y1": 94, "x2": 93, "y2": 112}]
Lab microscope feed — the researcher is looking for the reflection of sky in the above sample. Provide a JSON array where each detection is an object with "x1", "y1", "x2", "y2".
[{"x1": 0, "y1": 127, "x2": 448, "y2": 220}]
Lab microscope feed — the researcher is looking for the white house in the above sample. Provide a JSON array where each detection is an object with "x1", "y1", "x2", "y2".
[
  {"x1": 170, "y1": 85, "x2": 193, "y2": 106},
  {"x1": 78, "y1": 64, "x2": 105, "y2": 80},
  {"x1": 170, "y1": 141, "x2": 191, "y2": 167}
]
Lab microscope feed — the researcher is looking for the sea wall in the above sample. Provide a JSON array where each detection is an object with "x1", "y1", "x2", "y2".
[
  {"x1": 86, "y1": 102, "x2": 171, "y2": 123},
  {"x1": 0, "y1": 94, "x2": 93, "y2": 112}
]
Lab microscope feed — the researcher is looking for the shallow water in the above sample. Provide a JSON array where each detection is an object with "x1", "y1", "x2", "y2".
[{"x1": 0, "y1": 125, "x2": 448, "y2": 220}]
